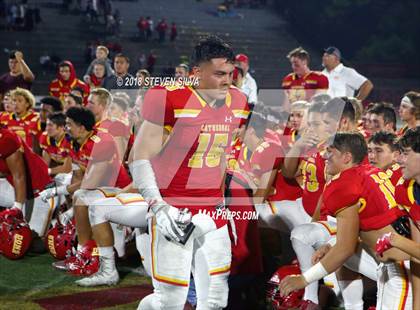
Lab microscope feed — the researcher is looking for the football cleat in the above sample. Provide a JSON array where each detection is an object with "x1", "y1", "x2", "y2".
[
  {"x1": 66, "y1": 240, "x2": 100, "y2": 276},
  {"x1": 75, "y1": 258, "x2": 119, "y2": 287}
]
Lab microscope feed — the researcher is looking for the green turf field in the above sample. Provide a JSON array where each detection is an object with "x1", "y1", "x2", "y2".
[{"x1": 0, "y1": 252, "x2": 152, "y2": 309}]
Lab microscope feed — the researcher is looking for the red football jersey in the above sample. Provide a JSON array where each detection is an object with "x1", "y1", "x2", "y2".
[
  {"x1": 250, "y1": 132, "x2": 302, "y2": 202},
  {"x1": 142, "y1": 85, "x2": 249, "y2": 207},
  {"x1": 0, "y1": 111, "x2": 40, "y2": 148},
  {"x1": 281, "y1": 71, "x2": 329, "y2": 102},
  {"x1": 66, "y1": 131, "x2": 131, "y2": 188},
  {"x1": 95, "y1": 119, "x2": 131, "y2": 138},
  {"x1": 300, "y1": 147, "x2": 327, "y2": 216},
  {"x1": 321, "y1": 165, "x2": 404, "y2": 231},
  {"x1": 0, "y1": 127, "x2": 51, "y2": 198},
  {"x1": 395, "y1": 178, "x2": 420, "y2": 222},
  {"x1": 385, "y1": 163, "x2": 403, "y2": 187},
  {"x1": 39, "y1": 132, "x2": 70, "y2": 165}
]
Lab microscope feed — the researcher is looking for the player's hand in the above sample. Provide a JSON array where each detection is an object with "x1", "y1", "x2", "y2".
[
  {"x1": 279, "y1": 274, "x2": 307, "y2": 297},
  {"x1": 312, "y1": 244, "x2": 331, "y2": 265},
  {"x1": 39, "y1": 185, "x2": 68, "y2": 202},
  {"x1": 15, "y1": 51, "x2": 24, "y2": 62},
  {"x1": 295, "y1": 131, "x2": 320, "y2": 150},
  {"x1": 375, "y1": 232, "x2": 393, "y2": 257},
  {"x1": 151, "y1": 201, "x2": 185, "y2": 243}
]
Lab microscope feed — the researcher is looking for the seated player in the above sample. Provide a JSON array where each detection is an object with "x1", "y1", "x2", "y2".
[
  {"x1": 384, "y1": 127, "x2": 420, "y2": 309},
  {"x1": 368, "y1": 102, "x2": 397, "y2": 134},
  {"x1": 398, "y1": 92, "x2": 420, "y2": 136},
  {"x1": 0, "y1": 126, "x2": 53, "y2": 239},
  {"x1": 0, "y1": 88, "x2": 40, "y2": 149},
  {"x1": 280, "y1": 132, "x2": 413, "y2": 310},
  {"x1": 39, "y1": 107, "x2": 131, "y2": 271}
]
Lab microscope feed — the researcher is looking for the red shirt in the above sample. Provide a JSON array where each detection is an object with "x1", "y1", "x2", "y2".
[
  {"x1": 66, "y1": 131, "x2": 131, "y2": 189},
  {"x1": 282, "y1": 71, "x2": 329, "y2": 102},
  {"x1": 0, "y1": 127, "x2": 51, "y2": 198},
  {"x1": 395, "y1": 178, "x2": 420, "y2": 222},
  {"x1": 250, "y1": 136, "x2": 302, "y2": 202},
  {"x1": 321, "y1": 165, "x2": 404, "y2": 231},
  {"x1": 95, "y1": 119, "x2": 131, "y2": 138},
  {"x1": 39, "y1": 132, "x2": 70, "y2": 165},
  {"x1": 142, "y1": 85, "x2": 249, "y2": 207},
  {"x1": 0, "y1": 111, "x2": 40, "y2": 148},
  {"x1": 300, "y1": 147, "x2": 327, "y2": 216}
]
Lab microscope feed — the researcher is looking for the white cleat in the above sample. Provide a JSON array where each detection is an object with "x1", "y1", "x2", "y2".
[{"x1": 75, "y1": 268, "x2": 119, "y2": 287}]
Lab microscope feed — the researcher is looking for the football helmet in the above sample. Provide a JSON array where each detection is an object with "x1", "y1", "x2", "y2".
[
  {"x1": 0, "y1": 218, "x2": 32, "y2": 260},
  {"x1": 267, "y1": 262, "x2": 305, "y2": 310},
  {"x1": 45, "y1": 220, "x2": 76, "y2": 260},
  {"x1": 0, "y1": 207, "x2": 24, "y2": 224}
]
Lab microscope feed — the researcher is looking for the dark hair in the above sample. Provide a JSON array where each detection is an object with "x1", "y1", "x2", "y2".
[
  {"x1": 68, "y1": 93, "x2": 83, "y2": 106},
  {"x1": 114, "y1": 53, "x2": 130, "y2": 63},
  {"x1": 321, "y1": 97, "x2": 355, "y2": 123},
  {"x1": 368, "y1": 131, "x2": 398, "y2": 152},
  {"x1": 58, "y1": 61, "x2": 71, "y2": 69},
  {"x1": 329, "y1": 132, "x2": 368, "y2": 164},
  {"x1": 246, "y1": 111, "x2": 267, "y2": 138},
  {"x1": 47, "y1": 112, "x2": 66, "y2": 127},
  {"x1": 190, "y1": 35, "x2": 235, "y2": 67},
  {"x1": 369, "y1": 102, "x2": 397, "y2": 131},
  {"x1": 66, "y1": 107, "x2": 95, "y2": 131},
  {"x1": 399, "y1": 126, "x2": 420, "y2": 153},
  {"x1": 40, "y1": 96, "x2": 63, "y2": 112},
  {"x1": 9, "y1": 50, "x2": 19, "y2": 59},
  {"x1": 287, "y1": 47, "x2": 310, "y2": 64}
]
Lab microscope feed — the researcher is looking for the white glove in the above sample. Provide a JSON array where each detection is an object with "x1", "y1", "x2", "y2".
[
  {"x1": 40, "y1": 185, "x2": 69, "y2": 202},
  {"x1": 59, "y1": 208, "x2": 74, "y2": 225},
  {"x1": 149, "y1": 201, "x2": 185, "y2": 243}
]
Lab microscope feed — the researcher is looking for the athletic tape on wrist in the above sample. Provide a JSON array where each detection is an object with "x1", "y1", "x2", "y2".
[
  {"x1": 129, "y1": 160, "x2": 163, "y2": 205},
  {"x1": 302, "y1": 262, "x2": 328, "y2": 284}
]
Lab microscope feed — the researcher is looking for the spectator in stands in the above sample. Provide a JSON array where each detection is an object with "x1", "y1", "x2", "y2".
[
  {"x1": 49, "y1": 60, "x2": 90, "y2": 104},
  {"x1": 322, "y1": 46, "x2": 373, "y2": 100},
  {"x1": 102, "y1": 53, "x2": 135, "y2": 90},
  {"x1": 0, "y1": 50, "x2": 35, "y2": 101},
  {"x1": 368, "y1": 102, "x2": 397, "y2": 134},
  {"x1": 146, "y1": 50, "x2": 157, "y2": 74},
  {"x1": 137, "y1": 16, "x2": 148, "y2": 41},
  {"x1": 170, "y1": 22, "x2": 178, "y2": 42},
  {"x1": 282, "y1": 47, "x2": 329, "y2": 103},
  {"x1": 156, "y1": 18, "x2": 168, "y2": 43},
  {"x1": 87, "y1": 60, "x2": 108, "y2": 89},
  {"x1": 235, "y1": 53, "x2": 258, "y2": 106},
  {"x1": 398, "y1": 91, "x2": 420, "y2": 135},
  {"x1": 146, "y1": 16, "x2": 153, "y2": 41},
  {"x1": 83, "y1": 45, "x2": 114, "y2": 83}
]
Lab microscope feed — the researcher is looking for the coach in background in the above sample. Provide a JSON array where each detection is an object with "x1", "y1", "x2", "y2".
[
  {"x1": 235, "y1": 54, "x2": 258, "y2": 107},
  {"x1": 322, "y1": 46, "x2": 373, "y2": 100}
]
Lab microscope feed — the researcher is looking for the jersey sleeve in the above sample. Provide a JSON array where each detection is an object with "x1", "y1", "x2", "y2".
[
  {"x1": 141, "y1": 86, "x2": 175, "y2": 128},
  {"x1": 39, "y1": 133, "x2": 49, "y2": 150},
  {"x1": 0, "y1": 129, "x2": 22, "y2": 158},
  {"x1": 317, "y1": 73, "x2": 329, "y2": 89},
  {"x1": 107, "y1": 121, "x2": 130, "y2": 138},
  {"x1": 89, "y1": 134, "x2": 117, "y2": 163},
  {"x1": 250, "y1": 142, "x2": 283, "y2": 174},
  {"x1": 323, "y1": 174, "x2": 362, "y2": 216}
]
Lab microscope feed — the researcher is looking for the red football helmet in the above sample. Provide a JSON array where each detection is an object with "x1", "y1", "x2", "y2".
[
  {"x1": 45, "y1": 220, "x2": 76, "y2": 260},
  {"x1": 267, "y1": 262, "x2": 305, "y2": 310},
  {"x1": 66, "y1": 239, "x2": 100, "y2": 276},
  {"x1": 0, "y1": 218, "x2": 32, "y2": 260}
]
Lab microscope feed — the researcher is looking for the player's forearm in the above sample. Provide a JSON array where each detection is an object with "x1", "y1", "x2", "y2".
[
  {"x1": 356, "y1": 80, "x2": 373, "y2": 101},
  {"x1": 391, "y1": 233, "x2": 420, "y2": 260},
  {"x1": 13, "y1": 173, "x2": 26, "y2": 203},
  {"x1": 282, "y1": 153, "x2": 300, "y2": 178}
]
